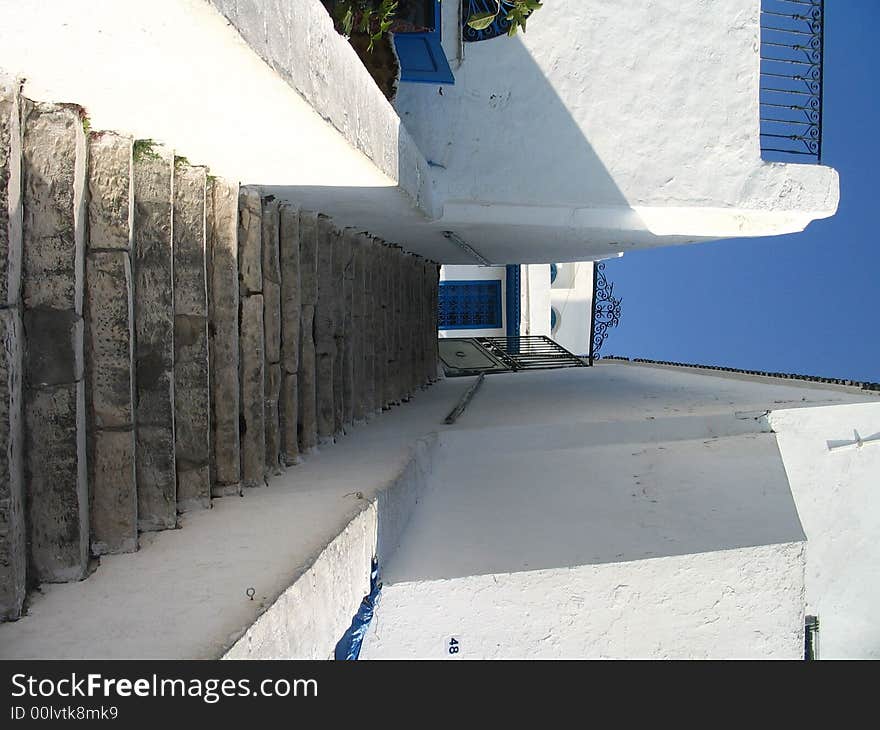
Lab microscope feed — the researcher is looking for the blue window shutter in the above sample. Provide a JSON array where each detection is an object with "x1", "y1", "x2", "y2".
[
  {"x1": 394, "y1": 33, "x2": 455, "y2": 84},
  {"x1": 439, "y1": 280, "x2": 502, "y2": 330}
]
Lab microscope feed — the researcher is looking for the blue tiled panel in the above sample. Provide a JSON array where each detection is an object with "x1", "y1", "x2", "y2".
[{"x1": 439, "y1": 280, "x2": 502, "y2": 330}]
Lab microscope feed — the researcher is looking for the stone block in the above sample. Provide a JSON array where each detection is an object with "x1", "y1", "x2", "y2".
[
  {"x1": 136, "y1": 424, "x2": 177, "y2": 531},
  {"x1": 0, "y1": 79, "x2": 22, "y2": 307},
  {"x1": 21, "y1": 100, "x2": 85, "y2": 312},
  {"x1": 176, "y1": 465, "x2": 211, "y2": 513},
  {"x1": 265, "y1": 361, "x2": 282, "y2": 476},
  {"x1": 383, "y1": 246, "x2": 397, "y2": 407},
  {"x1": 297, "y1": 211, "x2": 318, "y2": 454},
  {"x1": 332, "y1": 228, "x2": 348, "y2": 434},
  {"x1": 281, "y1": 372, "x2": 299, "y2": 466},
  {"x1": 238, "y1": 187, "x2": 262, "y2": 296},
  {"x1": 21, "y1": 99, "x2": 89, "y2": 581},
  {"x1": 392, "y1": 250, "x2": 404, "y2": 403},
  {"x1": 23, "y1": 308, "x2": 83, "y2": 387},
  {"x1": 174, "y1": 314, "x2": 211, "y2": 469},
  {"x1": 173, "y1": 164, "x2": 208, "y2": 317},
  {"x1": 239, "y1": 294, "x2": 265, "y2": 487},
  {"x1": 315, "y1": 216, "x2": 335, "y2": 442},
  {"x1": 0, "y1": 308, "x2": 24, "y2": 619},
  {"x1": 261, "y1": 197, "x2": 281, "y2": 285},
  {"x1": 24, "y1": 381, "x2": 88, "y2": 582},
  {"x1": 342, "y1": 230, "x2": 356, "y2": 428},
  {"x1": 298, "y1": 305, "x2": 317, "y2": 453},
  {"x1": 362, "y1": 237, "x2": 376, "y2": 417},
  {"x1": 351, "y1": 234, "x2": 365, "y2": 423},
  {"x1": 85, "y1": 250, "x2": 136, "y2": 554},
  {"x1": 422, "y1": 260, "x2": 433, "y2": 386},
  {"x1": 87, "y1": 132, "x2": 131, "y2": 251},
  {"x1": 85, "y1": 252, "x2": 133, "y2": 429},
  {"x1": 89, "y1": 428, "x2": 137, "y2": 555},
  {"x1": 408, "y1": 255, "x2": 419, "y2": 394},
  {"x1": 207, "y1": 178, "x2": 240, "y2": 491},
  {"x1": 279, "y1": 204, "x2": 300, "y2": 376},
  {"x1": 173, "y1": 164, "x2": 210, "y2": 511},
  {"x1": 264, "y1": 279, "x2": 281, "y2": 366},
  {"x1": 373, "y1": 242, "x2": 387, "y2": 411},
  {"x1": 132, "y1": 142, "x2": 176, "y2": 529}
]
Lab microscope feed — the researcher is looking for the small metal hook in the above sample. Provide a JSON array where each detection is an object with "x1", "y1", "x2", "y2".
[{"x1": 246, "y1": 587, "x2": 255, "y2": 601}]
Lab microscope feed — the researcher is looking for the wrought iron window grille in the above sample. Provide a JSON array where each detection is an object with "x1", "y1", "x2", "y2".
[
  {"x1": 760, "y1": 0, "x2": 824, "y2": 162},
  {"x1": 590, "y1": 262, "x2": 622, "y2": 362},
  {"x1": 439, "y1": 279, "x2": 503, "y2": 329}
]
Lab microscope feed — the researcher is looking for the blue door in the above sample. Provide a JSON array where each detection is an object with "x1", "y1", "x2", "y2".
[{"x1": 394, "y1": 1, "x2": 455, "y2": 84}]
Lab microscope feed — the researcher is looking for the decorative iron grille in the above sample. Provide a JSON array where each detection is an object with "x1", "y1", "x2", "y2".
[
  {"x1": 439, "y1": 336, "x2": 587, "y2": 376},
  {"x1": 438, "y1": 279, "x2": 503, "y2": 329},
  {"x1": 477, "y1": 336, "x2": 587, "y2": 371},
  {"x1": 591, "y1": 262, "x2": 622, "y2": 361},
  {"x1": 461, "y1": 0, "x2": 516, "y2": 42},
  {"x1": 760, "y1": 0, "x2": 824, "y2": 162}
]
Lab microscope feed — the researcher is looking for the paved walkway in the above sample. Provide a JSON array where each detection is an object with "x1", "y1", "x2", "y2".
[{"x1": 0, "y1": 380, "x2": 465, "y2": 659}]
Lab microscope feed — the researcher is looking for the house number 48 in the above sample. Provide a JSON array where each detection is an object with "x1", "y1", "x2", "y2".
[{"x1": 448, "y1": 637, "x2": 460, "y2": 655}]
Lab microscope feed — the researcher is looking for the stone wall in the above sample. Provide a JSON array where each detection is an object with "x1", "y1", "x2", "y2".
[{"x1": 0, "y1": 82, "x2": 440, "y2": 621}]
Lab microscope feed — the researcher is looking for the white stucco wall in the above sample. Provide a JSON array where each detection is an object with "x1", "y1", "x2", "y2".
[
  {"x1": 550, "y1": 261, "x2": 594, "y2": 355},
  {"x1": 770, "y1": 402, "x2": 880, "y2": 659},
  {"x1": 361, "y1": 543, "x2": 806, "y2": 659},
  {"x1": 523, "y1": 264, "x2": 551, "y2": 337},
  {"x1": 356, "y1": 366, "x2": 877, "y2": 659},
  {"x1": 395, "y1": 0, "x2": 839, "y2": 262},
  {"x1": 224, "y1": 436, "x2": 437, "y2": 660}
]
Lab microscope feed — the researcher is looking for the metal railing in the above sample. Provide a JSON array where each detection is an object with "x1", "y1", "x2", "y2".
[
  {"x1": 477, "y1": 336, "x2": 587, "y2": 371},
  {"x1": 760, "y1": 0, "x2": 825, "y2": 162}
]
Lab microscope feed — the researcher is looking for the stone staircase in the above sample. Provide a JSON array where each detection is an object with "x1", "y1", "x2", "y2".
[{"x1": 0, "y1": 80, "x2": 440, "y2": 621}]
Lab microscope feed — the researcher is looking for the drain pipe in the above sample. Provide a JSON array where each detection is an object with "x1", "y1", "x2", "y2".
[
  {"x1": 444, "y1": 373, "x2": 485, "y2": 424},
  {"x1": 334, "y1": 558, "x2": 382, "y2": 661}
]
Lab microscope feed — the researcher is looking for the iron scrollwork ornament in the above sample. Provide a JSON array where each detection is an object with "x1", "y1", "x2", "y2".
[
  {"x1": 462, "y1": 0, "x2": 516, "y2": 42},
  {"x1": 592, "y1": 262, "x2": 621, "y2": 357}
]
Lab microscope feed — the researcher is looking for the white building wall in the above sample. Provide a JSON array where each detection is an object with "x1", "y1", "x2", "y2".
[
  {"x1": 357, "y1": 365, "x2": 877, "y2": 659},
  {"x1": 770, "y1": 402, "x2": 880, "y2": 659},
  {"x1": 523, "y1": 264, "x2": 551, "y2": 338},
  {"x1": 361, "y1": 543, "x2": 806, "y2": 660},
  {"x1": 550, "y1": 262, "x2": 594, "y2": 355},
  {"x1": 396, "y1": 0, "x2": 839, "y2": 262}
]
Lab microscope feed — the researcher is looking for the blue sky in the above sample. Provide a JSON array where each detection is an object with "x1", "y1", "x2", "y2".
[{"x1": 601, "y1": 2, "x2": 879, "y2": 383}]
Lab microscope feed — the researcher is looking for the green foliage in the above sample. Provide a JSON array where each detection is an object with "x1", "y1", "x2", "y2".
[
  {"x1": 133, "y1": 139, "x2": 160, "y2": 163},
  {"x1": 467, "y1": 0, "x2": 543, "y2": 37},
  {"x1": 327, "y1": 0, "x2": 398, "y2": 52}
]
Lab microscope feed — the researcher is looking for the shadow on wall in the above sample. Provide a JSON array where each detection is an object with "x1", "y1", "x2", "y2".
[
  {"x1": 214, "y1": 0, "x2": 693, "y2": 264},
  {"x1": 274, "y1": 31, "x2": 661, "y2": 264},
  {"x1": 379, "y1": 426, "x2": 804, "y2": 583},
  {"x1": 395, "y1": 32, "x2": 631, "y2": 210}
]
